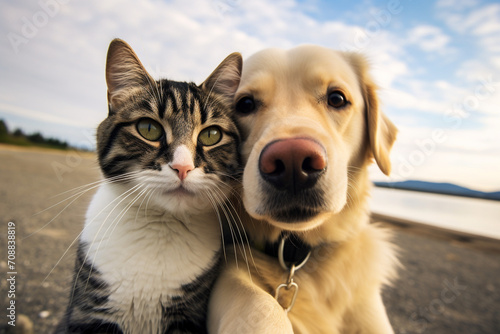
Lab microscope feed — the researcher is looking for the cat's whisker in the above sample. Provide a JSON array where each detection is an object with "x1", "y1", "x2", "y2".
[
  {"x1": 204, "y1": 175, "x2": 241, "y2": 200},
  {"x1": 45, "y1": 175, "x2": 136, "y2": 211},
  {"x1": 206, "y1": 189, "x2": 240, "y2": 269},
  {"x1": 211, "y1": 169, "x2": 244, "y2": 184},
  {"x1": 209, "y1": 186, "x2": 250, "y2": 271},
  {"x1": 42, "y1": 181, "x2": 142, "y2": 287},
  {"x1": 144, "y1": 186, "x2": 160, "y2": 223},
  {"x1": 28, "y1": 173, "x2": 144, "y2": 240},
  {"x1": 102, "y1": 186, "x2": 149, "y2": 250},
  {"x1": 158, "y1": 79, "x2": 164, "y2": 107},
  {"x1": 210, "y1": 185, "x2": 256, "y2": 280},
  {"x1": 25, "y1": 187, "x2": 96, "y2": 241},
  {"x1": 50, "y1": 171, "x2": 141, "y2": 199},
  {"x1": 85, "y1": 186, "x2": 150, "y2": 296},
  {"x1": 152, "y1": 76, "x2": 162, "y2": 106},
  {"x1": 202, "y1": 190, "x2": 228, "y2": 264},
  {"x1": 80, "y1": 184, "x2": 145, "y2": 297},
  {"x1": 216, "y1": 170, "x2": 244, "y2": 181},
  {"x1": 69, "y1": 183, "x2": 144, "y2": 299},
  {"x1": 208, "y1": 188, "x2": 237, "y2": 248},
  {"x1": 43, "y1": 229, "x2": 84, "y2": 287},
  {"x1": 218, "y1": 203, "x2": 253, "y2": 280},
  {"x1": 203, "y1": 74, "x2": 223, "y2": 111},
  {"x1": 139, "y1": 64, "x2": 161, "y2": 108},
  {"x1": 211, "y1": 173, "x2": 243, "y2": 197},
  {"x1": 135, "y1": 188, "x2": 153, "y2": 224}
]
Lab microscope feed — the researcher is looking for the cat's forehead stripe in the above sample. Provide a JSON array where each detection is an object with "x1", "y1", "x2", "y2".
[
  {"x1": 194, "y1": 98, "x2": 202, "y2": 125},
  {"x1": 188, "y1": 92, "x2": 196, "y2": 115},
  {"x1": 162, "y1": 89, "x2": 177, "y2": 118},
  {"x1": 200, "y1": 99, "x2": 208, "y2": 124},
  {"x1": 156, "y1": 89, "x2": 167, "y2": 119},
  {"x1": 184, "y1": 88, "x2": 192, "y2": 112},
  {"x1": 164, "y1": 97, "x2": 172, "y2": 120},
  {"x1": 138, "y1": 99, "x2": 153, "y2": 113},
  {"x1": 173, "y1": 88, "x2": 184, "y2": 115}
]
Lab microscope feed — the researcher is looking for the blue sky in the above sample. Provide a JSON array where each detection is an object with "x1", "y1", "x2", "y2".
[{"x1": 1, "y1": 0, "x2": 499, "y2": 191}]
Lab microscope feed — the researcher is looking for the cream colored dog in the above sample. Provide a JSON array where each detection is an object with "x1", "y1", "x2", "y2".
[{"x1": 209, "y1": 45, "x2": 398, "y2": 334}]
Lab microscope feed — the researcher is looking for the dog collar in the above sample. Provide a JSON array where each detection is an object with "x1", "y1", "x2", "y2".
[
  {"x1": 261, "y1": 233, "x2": 312, "y2": 270},
  {"x1": 255, "y1": 234, "x2": 312, "y2": 314}
]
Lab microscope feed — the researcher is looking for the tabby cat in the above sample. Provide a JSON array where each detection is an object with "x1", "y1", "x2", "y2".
[{"x1": 55, "y1": 39, "x2": 242, "y2": 334}]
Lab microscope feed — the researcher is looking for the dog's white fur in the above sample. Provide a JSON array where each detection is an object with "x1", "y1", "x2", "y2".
[{"x1": 208, "y1": 45, "x2": 398, "y2": 333}]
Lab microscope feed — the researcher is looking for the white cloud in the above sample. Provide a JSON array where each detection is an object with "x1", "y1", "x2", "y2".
[
  {"x1": 0, "y1": 102, "x2": 95, "y2": 128},
  {"x1": 380, "y1": 88, "x2": 446, "y2": 115},
  {"x1": 436, "y1": 0, "x2": 478, "y2": 9},
  {"x1": 464, "y1": 4, "x2": 500, "y2": 34},
  {"x1": 438, "y1": 2, "x2": 500, "y2": 50},
  {"x1": 407, "y1": 25, "x2": 451, "y2": 53}
]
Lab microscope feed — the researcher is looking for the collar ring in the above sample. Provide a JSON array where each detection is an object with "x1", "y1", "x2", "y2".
[{"x1": 277, "y1": 236, "x2": 311, "y2": 271}]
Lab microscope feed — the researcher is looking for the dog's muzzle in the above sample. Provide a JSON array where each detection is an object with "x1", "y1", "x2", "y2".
[
  {"x1": 259, "y1": 137, "x2": 327, "y2": 193},
  {"x1": 256, "y1": 137, "x2": 328, "y2": 223}
]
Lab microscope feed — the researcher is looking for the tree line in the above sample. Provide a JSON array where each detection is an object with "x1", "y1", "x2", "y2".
[{"x1": 0, "y1": 119, "x2": 69, "y2": 150}]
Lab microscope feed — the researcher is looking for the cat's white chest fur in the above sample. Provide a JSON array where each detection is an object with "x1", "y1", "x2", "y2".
[{"x1": 81, "y1": 183, "x2": 221, "y2": 333}]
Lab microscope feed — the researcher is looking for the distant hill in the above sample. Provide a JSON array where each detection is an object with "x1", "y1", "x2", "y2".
[{"x1": 373, "y1": 180, "x2": 500, "y2": 201}]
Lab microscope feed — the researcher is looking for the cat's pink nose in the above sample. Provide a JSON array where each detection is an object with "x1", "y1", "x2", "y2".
[
  {"x1": 170, "y1": 145, "x2": 195, "y2": 181},
  {"x1": 171, "y1": 162, "x2": 194, "y2": 181}
]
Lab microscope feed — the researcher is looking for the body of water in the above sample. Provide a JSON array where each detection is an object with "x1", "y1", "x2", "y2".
[{"x1": 369, "y1": 187, "x2": 500, "y2": 240}]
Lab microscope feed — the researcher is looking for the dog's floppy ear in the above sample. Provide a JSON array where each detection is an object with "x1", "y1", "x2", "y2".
[
  {"x1": 347, "y1": 53, "x2": 397, "y2": 175},
  {"x1": 201, "y1": 52, "x2": 242, "y2": 105},
  {"x1": 365, "y1": 83, "x2": 397, "y2": 175}
]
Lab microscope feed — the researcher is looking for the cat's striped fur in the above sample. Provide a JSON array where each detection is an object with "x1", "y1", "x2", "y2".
[{"x1": 55, "y1": 39, "x2": 242, "y2": 334}]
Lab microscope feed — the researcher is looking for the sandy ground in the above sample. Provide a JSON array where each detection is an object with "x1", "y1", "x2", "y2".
[{"x1": 0, "y1": 145, "x2": 499, "y2": 334}]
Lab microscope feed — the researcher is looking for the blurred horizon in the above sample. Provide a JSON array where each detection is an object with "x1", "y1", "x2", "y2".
[
  {"x1": 1, "y1": 0, "x2": 500, "y2": 191},
  {"x1": 370, "y1": 186, "x2": 500, "y2": 239}
]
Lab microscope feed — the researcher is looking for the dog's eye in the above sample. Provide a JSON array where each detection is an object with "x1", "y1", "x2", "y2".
[
  {"x1": 328, "y1": 91, "x2": 347, "y2": 108},
  {"x1": 235, "y1": 96, "x2": 256, "y2": 114}
]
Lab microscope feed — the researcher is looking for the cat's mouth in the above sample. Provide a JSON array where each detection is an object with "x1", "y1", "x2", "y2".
[{"x1": 164, "y1": 186, "x2": 196, "y2": 197}]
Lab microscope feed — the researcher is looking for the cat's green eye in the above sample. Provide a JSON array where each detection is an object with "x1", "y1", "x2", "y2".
[
  {"x1": 198, "y1": 126, "x2": 222, "y2": 146},
  {"x1": 137, "y1": 119, "x2": 163, "y2": 141}
]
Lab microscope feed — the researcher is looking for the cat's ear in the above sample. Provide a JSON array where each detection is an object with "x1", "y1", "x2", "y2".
[
  {"x1": 106, "y1": 38, "x2": 154, "y2": 112},
  {"x1": 201, "y1": 52, "x2": 242, "y2": 104}
]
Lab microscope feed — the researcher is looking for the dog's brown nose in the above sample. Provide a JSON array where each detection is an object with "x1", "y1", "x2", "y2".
[{"x1": 259, "y1": 138, "x2": 327, "y2": 192}]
